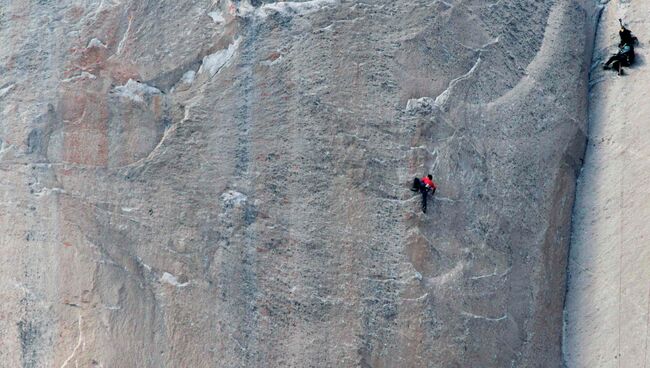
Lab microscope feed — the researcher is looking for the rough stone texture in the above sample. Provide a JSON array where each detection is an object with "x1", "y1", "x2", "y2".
[
  {"x1": 564, "y1": 1, "x2": 650, "y2": 366},
  {"x1": 0, "y1": 0, "x2": 592, "y2": 367}
]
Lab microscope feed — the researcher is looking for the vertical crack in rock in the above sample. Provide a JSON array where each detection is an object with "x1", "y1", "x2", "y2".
[
  {"x1": 564, "y1": 0, "x2": 650, "y2": 366},
  {"x1": 221, "y1": 16, "x2": 262, "y2": 364}
]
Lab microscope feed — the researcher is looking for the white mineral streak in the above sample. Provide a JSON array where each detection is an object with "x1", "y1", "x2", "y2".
[
  {"x1": 0, "y1": 84, "x2": 15, "y2": 99},
  {"x1": 61, "y1": 72, "x2": 97, "y2": 82},
  {"x1": 434, "y1": 57, "x2": 481, "y2": 108}
]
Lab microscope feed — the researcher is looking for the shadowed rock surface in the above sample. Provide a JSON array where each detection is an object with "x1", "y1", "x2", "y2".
[{"x1": 0, "y1": 0, "x2": 593, "y2": 366}]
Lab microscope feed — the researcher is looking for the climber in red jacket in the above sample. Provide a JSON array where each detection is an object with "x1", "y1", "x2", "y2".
[{"x1": 411, "y1": 174, "x2": 437, "y2": 213}]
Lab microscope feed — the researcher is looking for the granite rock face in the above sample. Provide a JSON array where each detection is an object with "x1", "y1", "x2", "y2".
[
  {"x1": 0, "y1": 0, "x2": 593, "y2": 366},
  {"x1": 564, "y1": 2, "x2": 650, "y2": 366}
]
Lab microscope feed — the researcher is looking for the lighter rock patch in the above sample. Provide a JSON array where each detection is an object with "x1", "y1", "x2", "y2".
[
  {"x1": 198, "y1": 39, "x2": 240, "y2": 76},
  {"x1": 233, "y1": 0, "x2": 339, "y2": 18},
  {"x1": 113, "y1": 79, "x2": 161, "y2": 102},
  {"x1": 208, "y1": 11, "x2": 225, "y2": 23},
  {"x1": 221, "y1": 190, "x2": 247, "y2": 207},
  {"x1": 256, "y1": 0, "x2": 339, "y2": 18},
  {"x1": 87, "y1": 38, "x2": 107, "y2": 48},
  {"x1": 160, "y1": 272, "x2": 189, "y2": 287}
]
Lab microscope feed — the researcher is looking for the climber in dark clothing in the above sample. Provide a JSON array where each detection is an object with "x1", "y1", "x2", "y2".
[
  {"x1": 604, "y1": 19, "x2": 638, "y2": 75},
  {"x1": 618, "y1": 20, "x2": 638, "y2": 47},
  {"x1": 411, "y1": 175, "x2": 437, "y2": 213},
  {"x1": 604, "y1": 44, "x2": 635, "y2": 75}
]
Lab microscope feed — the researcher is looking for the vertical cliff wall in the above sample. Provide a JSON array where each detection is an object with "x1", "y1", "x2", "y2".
[
  {"x1": 564, "y1": 0, "x2": 650, "y2": 366},
  {"x1": 0, "y1": 0, "x2": 591, "y2": 366}
]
